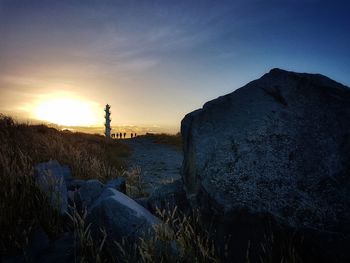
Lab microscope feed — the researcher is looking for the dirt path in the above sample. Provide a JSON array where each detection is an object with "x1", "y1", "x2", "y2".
[{"x1": 123, "y1": 137, "x2": 183, "y2": 194}]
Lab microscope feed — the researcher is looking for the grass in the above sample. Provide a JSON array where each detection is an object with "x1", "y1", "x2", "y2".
[
  {"x1": 0, "y1": 114, "x2": 130, "y2": 257},
  {"x1": 68, "y1": 206, "x2": 302, "y2": 263},
  {"x1": 68, "y1": 206, "x2": 109, "y2": 263},
  {"x1": 121, "y1": 166, "x2": 149, "y2": 198},
  {"x1": 0, "y1": 114, "x2": 302, "y2": 262},
  {"x1": 137, "y1": 207, "x2": 220, "y2": 263},
  {"x1": 69, "y1": 206, "x2": 220, "y2": 263},
  {"x1": 0, "y1": 114, "x2": 215, "y2": 262}
]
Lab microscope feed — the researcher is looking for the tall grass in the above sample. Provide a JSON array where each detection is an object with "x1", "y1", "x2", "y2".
[
  {"x1": 67, "y1": 205, "x2": 301, "y2": 263},
  {"x1": 66, "y1": 205, "x2": 220, "y2": 263},
  {"x1": 81, "y1": 206, "x2": 220, "y2": 263},
  {"x1": 0, "y1": 115, "x2": 302, "y2": 262},
  {"x1": 0, "y1": 114, "x2": 130, "y2": 256},
  {"x1": 68, "y1": 206, "x2": 110, "y2": 263},
  {"x1": 121, "y1": 166, "x2": 149, "y2": 198},
  {"x1": 137, "y1": 207, "x2": 220, "y2": 263}
]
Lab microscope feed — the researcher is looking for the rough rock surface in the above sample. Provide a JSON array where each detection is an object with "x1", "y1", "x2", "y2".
[
  {"x1": 67, "y1": 179, "x2": 85, "y2": 191},
  {"x1": 147, "y1": 179, "x2": 189, "y2": 213},
  {"x1": 34, "y1": 160, "x2": 70, "y2": 214},
  {"x1": 75, "y1": 179, "x2": 105, "y2": 210},
  {"x1": 88, "y1": 188, "x2": 161, "y2": 243},
  {"x1": 106, "y1": 177, "x2": 126, "y2": 194},
  {"x1": 181, "y1": 68, "x2": 350, "y2": 261}
]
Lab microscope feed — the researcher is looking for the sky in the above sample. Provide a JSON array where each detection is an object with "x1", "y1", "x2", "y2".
[{"x1": 1, "y1": 0, "x2": 350, "y2": 133}]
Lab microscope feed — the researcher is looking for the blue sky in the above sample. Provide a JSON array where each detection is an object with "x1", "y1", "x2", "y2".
[{"x1": 0, "y1": 0, "x2": 349, "y2": 131}]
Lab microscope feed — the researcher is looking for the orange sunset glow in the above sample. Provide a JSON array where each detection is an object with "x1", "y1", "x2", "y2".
[
  {"x1": 1, "y1": 1, "x2": 350, "y2": 262},
  {"x1": 1, "y1": 1, "x2": 349, "y2": 133},
  {"x1": 34, "y1": 97, "x2": 100, "y2": 126}
]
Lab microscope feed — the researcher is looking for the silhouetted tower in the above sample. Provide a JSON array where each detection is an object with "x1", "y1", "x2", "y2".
[{"x1": 104, "y1": 104, "x2": 111, "y2": 138}]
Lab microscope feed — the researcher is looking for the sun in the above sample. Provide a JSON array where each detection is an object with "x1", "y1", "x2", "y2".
[{"x1": 35, "y1": 97, "x2": 100, "y2": 126}]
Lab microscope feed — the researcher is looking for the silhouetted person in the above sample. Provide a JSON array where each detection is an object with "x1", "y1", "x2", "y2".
[
  {"x1": 120, "y1": 132, "x2": 122, "y2": 139},
  {"x1": 135, "y1": 133, "x2": 137, "y2": 137},
  {"x1": 116, "y1": 133, "x2": 119, "y2": 139},
  {"x1": 131, "y1": 133, "x2": 133, "y2": 138},
  {"x1": 111, "y1": 133, "x2": 115, "y2": 138},
  {"x1": 123, "y1": 132, "x2": 126, "y2": 138}
]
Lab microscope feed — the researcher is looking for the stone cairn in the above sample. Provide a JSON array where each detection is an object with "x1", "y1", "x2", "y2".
[{"x1": 104, "y1": 104, "x2": 111, "y2": 138}]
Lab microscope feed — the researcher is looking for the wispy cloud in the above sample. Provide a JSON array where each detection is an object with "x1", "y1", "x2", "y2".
[{"x1": 1, "y1": 0, "x2": 349, "y2": 127}]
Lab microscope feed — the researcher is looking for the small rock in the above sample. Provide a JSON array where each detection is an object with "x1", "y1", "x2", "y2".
[
  {"x1": 67, "y1": 179, "x2": 85, "y2": 191},
  {"x1": 147, "y1": 179, "x2": 189, "y2": 214},
  {"x1": 75, "y1": 179, "x2": 105, "y2": 210},
  {"x1": 34, "y1": 160, "x2": 69, "y2": 214},
  {"x1": 106, "y1": 177, "x2": 126, "y2": 194},
  {"x1": 88, "y1": 187, "x2": 161, "y2": 243}
]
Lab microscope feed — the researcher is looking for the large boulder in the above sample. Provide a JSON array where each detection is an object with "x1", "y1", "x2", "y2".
[
  {"x1": 88, "y1": 187, "x2": 161, "y2": 243},
  {"x1": 34, "y1": 160, "x2": 71, "y2": 214},
  {"x1": 147, "y1": 180, "x2": 189, "y2": 214},
  {"x1": 181, "y1": 68, "x2": 350, "y2": 262}
]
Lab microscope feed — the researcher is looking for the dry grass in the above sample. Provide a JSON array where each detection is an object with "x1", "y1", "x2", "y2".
[
  {"x1": 0, "y1": 115, "x2": 129, "y2": 179},
  {"x1": 138, "y1": 207, "x2": 220, "y2": 263},
  {"x1": 66, "y1": 204, "x2": 301, "y2": 263},
  {"x1": 68, "y1": 206, "x2": 109, "y2": 263},
  {"x1": 0, "y1": 114, "x2": 302, "y2": 262},
  {"x1": 121, "y1": 166, "x2": 149, "y2": 198},
  {"x1": 0, "y1": 142, "x2": 63, "y2": 255},
  {"x1": 66, "y1": 205, "x2": 220, "y2": 263},
  {"x1": 0, "y1": 114, "x2": 130, "y2": 257},
  {"x1": 112, "y1": 207, "x2": 220, "y2": 263}
]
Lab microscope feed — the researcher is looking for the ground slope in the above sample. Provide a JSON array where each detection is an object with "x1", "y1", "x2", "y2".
[{"x1": 123, "y1": 136, "x2": 182, "y2": 194}]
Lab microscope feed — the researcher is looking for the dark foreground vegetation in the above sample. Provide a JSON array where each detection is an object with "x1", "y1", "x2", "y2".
[
  {"x1": 0, "y1": 114, "x2": 129, "y2": 256},
  {"x1": 3, "y1": 69, "x2": 349, "y2": 263},
  {"x1": 0, "y1": 113, "x2": 310, "y2": 263},
  {"x1": 0, "y1": 115, "x2": 220, "y2": 262}
]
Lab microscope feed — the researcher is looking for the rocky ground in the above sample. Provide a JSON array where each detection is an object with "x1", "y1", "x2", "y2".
[
  {"x1": 3, "y1": 136, "x2": 186, "y2": 262},
  {"x1": 123, "y1": 136, "x2": 182, "y2": 194}
]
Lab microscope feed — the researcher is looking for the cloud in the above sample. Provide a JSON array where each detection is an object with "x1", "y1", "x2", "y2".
[{"x1": 0, "y1": 0, "x2": 239, "y2": 80}]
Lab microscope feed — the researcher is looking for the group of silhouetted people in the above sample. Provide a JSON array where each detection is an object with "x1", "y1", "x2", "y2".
[{"x1": 111, "y1": 132, "x2": 137, "y2": 139}]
